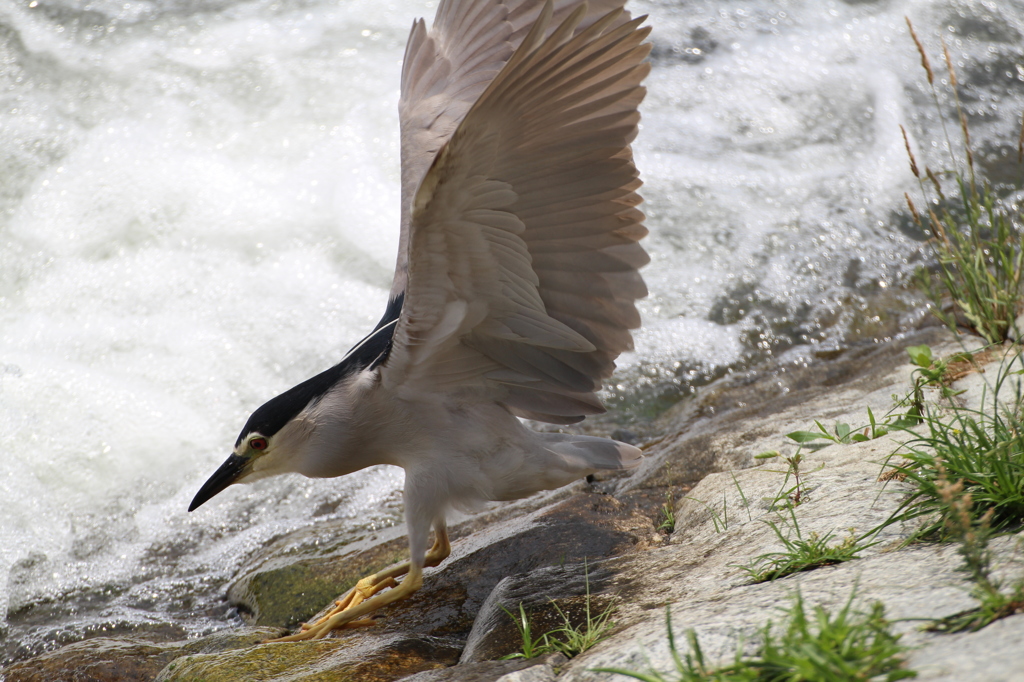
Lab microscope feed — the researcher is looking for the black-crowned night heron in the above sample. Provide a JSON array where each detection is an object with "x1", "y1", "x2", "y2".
[{"x1": 190, "y1": 0, "x2": 650, "y2": 641}]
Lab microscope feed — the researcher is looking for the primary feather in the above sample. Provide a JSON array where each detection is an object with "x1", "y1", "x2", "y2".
[{"x1": 386, "y1": 0, "x2": 650, "y2": 424}]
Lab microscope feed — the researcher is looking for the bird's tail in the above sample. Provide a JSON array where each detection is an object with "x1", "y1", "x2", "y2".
[{"x1": 539, "y1": 432, "x2": 643, "y2": 472}]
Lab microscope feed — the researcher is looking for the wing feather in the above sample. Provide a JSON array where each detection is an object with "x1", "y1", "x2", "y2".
[
  {"x1": 393, "y1": 0, "x2": 636, "y2": 297},
  {"x1": 384, "y1": 1, "x2": 648, "y2": 423}
]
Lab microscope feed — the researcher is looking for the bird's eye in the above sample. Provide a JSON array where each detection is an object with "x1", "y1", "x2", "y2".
[{"x1": 249, "y1": 437, "x2": 268, "y2": 451}]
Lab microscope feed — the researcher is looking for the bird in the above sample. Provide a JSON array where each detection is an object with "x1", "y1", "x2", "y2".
[{"x1": 189, "y1": 0, "x2": 651, "y2": 642}]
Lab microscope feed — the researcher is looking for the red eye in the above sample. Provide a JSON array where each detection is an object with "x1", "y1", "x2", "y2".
[{"x1": 250, "y1": 437, "x2": 268, "y2": 451}]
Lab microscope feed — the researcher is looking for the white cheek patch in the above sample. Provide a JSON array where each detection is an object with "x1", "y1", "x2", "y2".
[{"x1": 245, "y1": 449, "x2": 291, "y2": 480}]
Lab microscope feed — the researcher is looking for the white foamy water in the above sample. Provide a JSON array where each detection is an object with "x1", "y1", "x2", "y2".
[{"x1": 1, "y1": 0, "x2": 1022, "y2": 662}]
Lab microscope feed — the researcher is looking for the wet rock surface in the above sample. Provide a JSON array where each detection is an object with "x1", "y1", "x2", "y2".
[
  {"x1": 6, "y1": 326, "x2": 1024, "y2": 681},
  {"x1": 2, "y1": 628, "x2": 283, "y2": 682}
]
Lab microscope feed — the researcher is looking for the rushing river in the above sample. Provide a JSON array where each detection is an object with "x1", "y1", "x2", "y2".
[{"x1": 2, "y1": 0, "x2": 1022, "y2": 664}]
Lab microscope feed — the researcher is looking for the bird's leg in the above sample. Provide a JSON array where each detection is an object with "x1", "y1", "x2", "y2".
[
  {"x1": 425, "y1": 520, "x2": 451, "y2": 567},
  {"x1": 267, "y1": 519, "x2": 449, "y2": 642}
]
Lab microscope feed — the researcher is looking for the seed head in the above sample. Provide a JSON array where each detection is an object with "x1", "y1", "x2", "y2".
[
  {"x1": 905, "y1": 17, "x2": 934, "y2": 85},
  {"x1": 901, "y1": 125, "x2": 920, "y2": 178}
]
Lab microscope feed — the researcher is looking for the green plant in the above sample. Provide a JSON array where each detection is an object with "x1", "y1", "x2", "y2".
[
  {"x1": 881, "y1": 354, "x2": 1024, "y2": 541},
  {"x1": 740, "y1": 506, "x2": 877, "y2": 583},
  {"x1": 757, "y1": 451, "x2": 813, "y2": 508},
  {"x1": 923, "y1": 473, "x2": 1024, "y2": 632},
  {"x1": 501, "y1": 563, "x2": 616, "y2": 660},
  {"x1": 683, "y1": 494, "x2": 732, "y2": 533},
  {"x1": 902, "y1": 20, "x2": 1024, "y2": 344},
  {"x1": 906, "y1": 344, "x2": 973, "y2": 400},
  {"x1": 731, "y1": 472, "x2": 754, "y2": 523},
  {"x1": 684, "y1": 474, "x2": 754, "y2": 534},
  {"x1": 787, "y1": 400, "x2": 924, "y2": 455},
  {"x1": 785, "y1": 344, "x2": 988, "y2": 456},
  {"x1": 788, "y1": 414, "x2": 891, "y2": 446},
  {"x1": 659, "y1": 491, "x2": 677, "y2": 534},
  {"x1": 595, "y1": 591, "x2": 916, "y2": 681},
  {"x1": 501, "y1": 602, "x2": 551, "y2": 660},
  {"x1": 544, "y1": 594, "x2": 617, "y2": 658}
]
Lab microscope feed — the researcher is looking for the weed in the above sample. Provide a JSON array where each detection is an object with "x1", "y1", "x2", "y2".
[
  {"x1": 731, "y1": 472, "x2": 754, "y2": 523},
  {"x1": 906, "y1": 344, "x2": 972, "y2": 400},
  {"x1": 788, "y1": 412, "x2": 893, "y2": 446},
  {"x1": 923, "y1": 473, "x2": 1024, "y2": 632},
  {"x1": 501, "y1": 562, "x2": 616, "y2": 660},
  {"x1": 594, "y1": 590, "x2": 916, "y2": 681},
  {"x1": 501, "y1": 602, "x2": 551, "y2": 660},
  {"x1": 545, "y1": 594, "x2": 617, "y2": 658},
  {"x1": 658, "y1": 491, "x2": 677, "y2": 534},
  {"x1": 683, "y1": 493, "x2": 731, "y2": 533},
  {"x1": 902, "y1": 20, "x2": 1024, "y2": 344},
  {"x1": 881, "y1": 355, "x2": 1024, "y2": 541},
  {"x1": 741, "y1": 506, "x2": 877, "y2": 583},
  {"x1": 758, "y1": 451, "x2": 811, "y2": 508}
]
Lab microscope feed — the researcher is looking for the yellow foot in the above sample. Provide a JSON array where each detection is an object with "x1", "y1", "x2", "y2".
[
  {"x1": 266, "y1": 574, "x2": 399, "y2": 643},
  {"x1": 299, "y1": 575, "x2": 398, "y2": 631},
  {"x1": 264, "y1": 525, "x2": 448, "y2": 643}
]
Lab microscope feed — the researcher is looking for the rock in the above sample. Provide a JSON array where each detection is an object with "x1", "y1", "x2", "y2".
[
  {"x1": 228, "y1": 525, "x2": 409, "y2": 627},
  {"x1": 144, "y1": 487, "x2": 658, "y2": 682},
  {"x1": 2, "y1": 638, "x2": 183, "y2": 682},
  {"x1": 399, "y1": 654, "x2": 566, "y2": 682},
  {"x1": 494, "y1": 662, "x2": 558, "y2": 681},
  {"x1": 230, "y1": 487, "x2": 657, "y2": 637},
  {"x1": 2, "y1": 628, "x2": 283, "y2": 682},
  {"x1": 155, "y1": 634, "x2": 462, "y2": 682},
  {"x1": 546, "y1": 331, "x2": 1024, "y2": 681},
  {"x1": 557, "y1": 535, "x2": 1024, "y2": 681},
  {"x1": 905, "y1": 613, "x2": 1024, "y2": 681}
]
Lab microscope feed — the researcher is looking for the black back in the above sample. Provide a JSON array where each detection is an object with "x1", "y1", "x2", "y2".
[{"x1": 235, "y1": 293, "x2": 404, "y2": 446}]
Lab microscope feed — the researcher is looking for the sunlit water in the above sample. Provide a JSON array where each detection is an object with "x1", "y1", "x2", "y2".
[{"x1": 2, "y1": 0, "x2": 1022, "y2": 664}]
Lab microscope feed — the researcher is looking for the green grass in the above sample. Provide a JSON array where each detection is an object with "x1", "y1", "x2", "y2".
[
  {"x1": 501, "y1": 563, "x2": 616, "y2": 660},
  {"x1": 929, "y1": 577, "x2": 1024, "y2": 633},
  {"x1": 923, "y1": 473, "x2": 1024, "y2": 633},
  {"x1": 740, "y1": 506, "x2": 877, "y2": 583},
  {"x1": 881, "y1": 352, "x2": 1024, "y2": 541},
  {"x1": 659, "y1": 492, "x2": 677, "y2": 534},
  {"x1": 595, "y1": 591, "x2": 916, "y2": 681},
  {"x1": 755, "y1": 451, "x2": 814, "y2": 509},
  {"x1": 902, "y1": 20, "x2": 1024, "y2": 344},
  {"x1": 683, "y1": 493, "x2": 733, "y2": 533},
  {"x1": 683, "y1": 473, "x2": 753, "y2": 534},
  {"x1": 877, "y1": 347, "x2": 1024, "y2": 632}
]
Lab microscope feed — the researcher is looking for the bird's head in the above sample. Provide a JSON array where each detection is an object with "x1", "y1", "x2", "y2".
[
  {"x1": 188, "y1": 414, "x2": 318, "y2": 512},
  {"x1": 189, "y1": 300, "x2": 401, "y2": 513},
  {"x1": 188, "y1": 364, "x2": 350, "y2": 512}
]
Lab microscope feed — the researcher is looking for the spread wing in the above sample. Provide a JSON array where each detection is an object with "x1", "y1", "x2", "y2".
[
  {"x1": 382, "y1": 1, "x2": 650, "y2": 424},
  {"x1": 393, "y1": 0, "x2": 635, "y2": 297}
]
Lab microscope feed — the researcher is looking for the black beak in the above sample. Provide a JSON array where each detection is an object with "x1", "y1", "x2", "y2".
[{"x1": 189, "y1": 454, "x2": 249, "y2": 512}]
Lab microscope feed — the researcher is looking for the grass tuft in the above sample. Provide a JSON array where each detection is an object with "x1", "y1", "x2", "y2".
[
  {"x1": 658, "y1": 491, "x2": 677, "y2": 534},
  {"x1": 595, "y1": 590, "x2": 916, "y2": 681},
  {"x1": 501, "y1": 562, "x2": 616, "y2": 660},
  {"x1": 922, "y1": 467, "x2": 1024, "y2": 632},
  {"x1": 881, "y1": 351, "x2": 1024, "y2": 541},
  {"x1": 902, "y1": 19, "x2": 1024, "y2": 344},
  {"x1": 740, "y1": 505, "x2": 877, "y2": 583}
]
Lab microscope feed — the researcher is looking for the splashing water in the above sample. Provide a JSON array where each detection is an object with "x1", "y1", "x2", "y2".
[{"x1": 1, "y1": 0, "x2": 1022, "y2": 663}]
